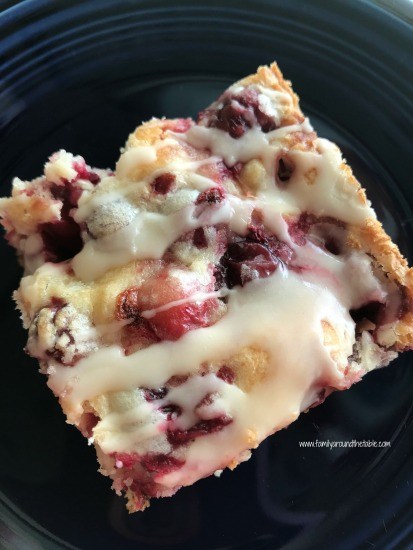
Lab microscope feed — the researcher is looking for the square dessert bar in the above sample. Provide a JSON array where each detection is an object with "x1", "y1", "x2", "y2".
[{"x1": 1, "y1": 63, "x2": 412, "y2": 511}]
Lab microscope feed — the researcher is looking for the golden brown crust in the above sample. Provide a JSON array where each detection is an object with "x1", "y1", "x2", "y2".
[
  {"x1": 0, "y1": 186, "x2": 60, "y2": 235},
  {"x1": 281, "y1": 131, "x2": 318, "y2": 152},
  {"x1": 347, "y1": 218, "x2": 413, "y2": 349},
  {"x1": 239, "y1": 63, "x2": 304, "y2": 127}
]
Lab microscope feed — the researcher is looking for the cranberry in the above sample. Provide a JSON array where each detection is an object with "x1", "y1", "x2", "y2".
[
  {"x1": 149, "y1": 299, "x2": 218, "y2": 341},
  {"x1": 220, "y1": 225, "x2": 293, "y2": 288},
  {"x1": 217, "y1": 365, "x2": 235, "y2": 384},
  {"x1": 121, "y1": 317, "x2": 160, "y2": 355},
  {"x1": 213, "y1": 264, "x2": 225, "y2": 290},
  {"x1": 195, "y1": 392, "x2": 216, "y2": 409},
  {"x1": 50, "y1": 181, "x2": 82, "y2": 208},
  {"x1": 87, "y1": 172, "x2": 101, "y2": 185},
  {"x1": 73, "y1": 160, "x2": 89, "y2": 180},
  {"x1": 287, "y1": 213, "x2": 316, "y2": 246},
  {"x1": 213, "y1": 103, "x2": 252, "y2": 138},
  {"x1": 195, "y1": 187, "x2": 225, "y2": 205},
  {"x1": 112, "y1": 452, "x2": 140, "y2": 469},
  {"x1": 40, "y1": 176, "x2": 86, "y2": 262},
  {"x1": 238, "y1": 88, "x2": 278, "y2": 132},
  {"x1": 72, "y1": 160, "x2": 101, "y2": 185},
  {"x1": 167, "y1": 415, "x2": 232, "y2": 446},
  {"x1": 163, "y1": 118, "x2": 192, "y2": 133},
  {"x1": 116, "y1": 286, "x2": 142, "y2": 320},
  {"x1": 40, "y1": 217, "x2": 83, "y2": 262},
  {"x1": 193, "y1": 227, "x2": 208, "y2": 248},
  {"x1": 224, "y1": 242, "x2": 276, "y2": 287},
  {"x1": 116, "y1": 269, "x2": 219, "y2": 343},
  {"x1": 167, "y1": 375, "x2": 189, "y2": 387},
  {"x1": 46, "y1": 328, "x2": 75, "y2": 364},
  {"x1": 287, "y1": 213, "x2": 345, "y2": 247},
  {"x1": 50, "y1": 297, "x2": 66, "y2": 311},
  {"x1": 141, "y1": 454, "x2": 184, "y2": 475},
  {"x1": 151, "y1": 173, "x2": 176, "y2": 195},
  {"x1": 143, "y1": 387, "x2": 168, "y2": 401},
  {"x1": 159, "y1": 404, "x2": 182, "y2": 420},
  {"x1": 78, "y1": 412, "x2": 99, "y2": 438},
  {"x1": 198, "y1": 87, "x2": 278, "y2": 139},
  {"x1": 117, "y1": 286, "x2": 161, "y2": 353},
  {"x1": 276, "y1": 155, "x2": 295, "y2": 185}
]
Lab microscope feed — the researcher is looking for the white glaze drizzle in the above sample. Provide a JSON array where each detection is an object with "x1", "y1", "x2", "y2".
[
  {"x1": 140, "y1": 289, "x2": 230, "y2": 320},
  {"x1": 19, "y1": 76, "x2": 390, "y2": 492},
  {"x1": 72, "y1": 192, "x2": 258, "y2": 281}
]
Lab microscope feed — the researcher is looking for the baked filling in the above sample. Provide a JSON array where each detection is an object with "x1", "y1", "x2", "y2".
[{"x1": 1, "y1": 63, "x2": 412, "y2": 512}]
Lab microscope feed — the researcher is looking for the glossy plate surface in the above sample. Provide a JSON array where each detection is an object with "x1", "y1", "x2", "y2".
[{"x1": 0, "y1": 1, "x2": 412, "y2": 548}]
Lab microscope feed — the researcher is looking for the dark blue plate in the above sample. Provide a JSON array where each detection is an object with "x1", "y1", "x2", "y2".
[{"x1": 1, "y1": 1, "x2": 412, "y2": 548}]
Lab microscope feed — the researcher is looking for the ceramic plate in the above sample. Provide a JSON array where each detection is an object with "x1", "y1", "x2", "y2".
[{"x1": 1, "y1": 1, "x2": 412, "y2": 548}]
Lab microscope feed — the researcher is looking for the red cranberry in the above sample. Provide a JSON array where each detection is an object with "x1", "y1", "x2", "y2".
[
  {"x1": 195, "y1": 392, "x2": 217, "y2": 409},
  {"x1": 121, "y1": 318, "x2": 160, "y2": 355},
  {"x1": 40, "y1": 176, "x2": 86, "y2": 262},
  {"x1": 116, "y1": 266, "x2": 219, "y2": 344},
  {"x1": 73, "y1": 160, "x2": 89, "y2": 180},
  {"x1": 148, "y1": 299, "x2": 218, "y2": 341},
  {"x1": 193, "y1": 227, "x2": 208, "y2": 248},
  {"x1": 117, "y1": 284, "x2": 218, "y2": 343},
  {"x1": 195, "y1": 187, "x2": 225, "y2": 205},
  {"x1": 220, "y1": 225, "x2": 293, "y2": 288},
  {"x1": 163, "y1": 118, "x2": 192, "y2": 133},
  {"x1": 167, "y1": 375, "x2": 189, "y2": 387},
  {"x1": 151, "y1": 173, "x2": 176, "y2": 195},
  {"x1": 73, "y1": 161, "x2": 101, "y2": 185},
  {"x1": 213, "y1": 264, "x2": 225, "y2": 291},
  {"x1": 198, "y1": 87, "x2": 278, "y2": 139},
  {"x1": 50, "y1": 181, "x2": 82, "y2": 208},
  {"x1": 46, "y1": 328, "x2": 75, "y2": 364},
  {"x1": 217, "y1": 366, "x2": 235, "y2": 384},
  {"x1": 287, "y1": 213, "x2": 345, "y2": 250},
  {"x1": 116, "y1": 287, "x2": 141, "y2": 319},
  {"x1": 112, "y1": 452, "x2": 140, "y2": 469},
  {"x1": 224, "y1": 242, "x2": 276, "y2": 287},
  {"x1": 276, "y1": 155, "x2": 295, "y2": 186},
  {"x1": 159, "y1": 404, "x2": 182, "y2": 420},
  {"x1": 143, "y1": 387, "x2": 168, "y2": 401},
  {"x1": 87, "y1": 172, "x2": 101, "y2": 185},
  {"x1": 78, "y1": 412, "x2": 99, "y2": 438},
  {"x1": 40, "y1": 217, "x2": 83, "y2": 262},
  {"x1": 167, "y1": 416, "x2": 232, "y2": 446},
  {"x1": 287, "y1": 213, "x2": 313, "y2": 246},
  {"x1": 117, "y1": 286, "x2": 161, "y2": 353},
  {"x1": 214, "y1": 103, "x2": 252, "y2": 138},
  {"x1": 50, "y1": 297, "x2": 66, "y2": 311},
  {"x1": 140, "y1": 454, "x2": 184, "y2": 475}
]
